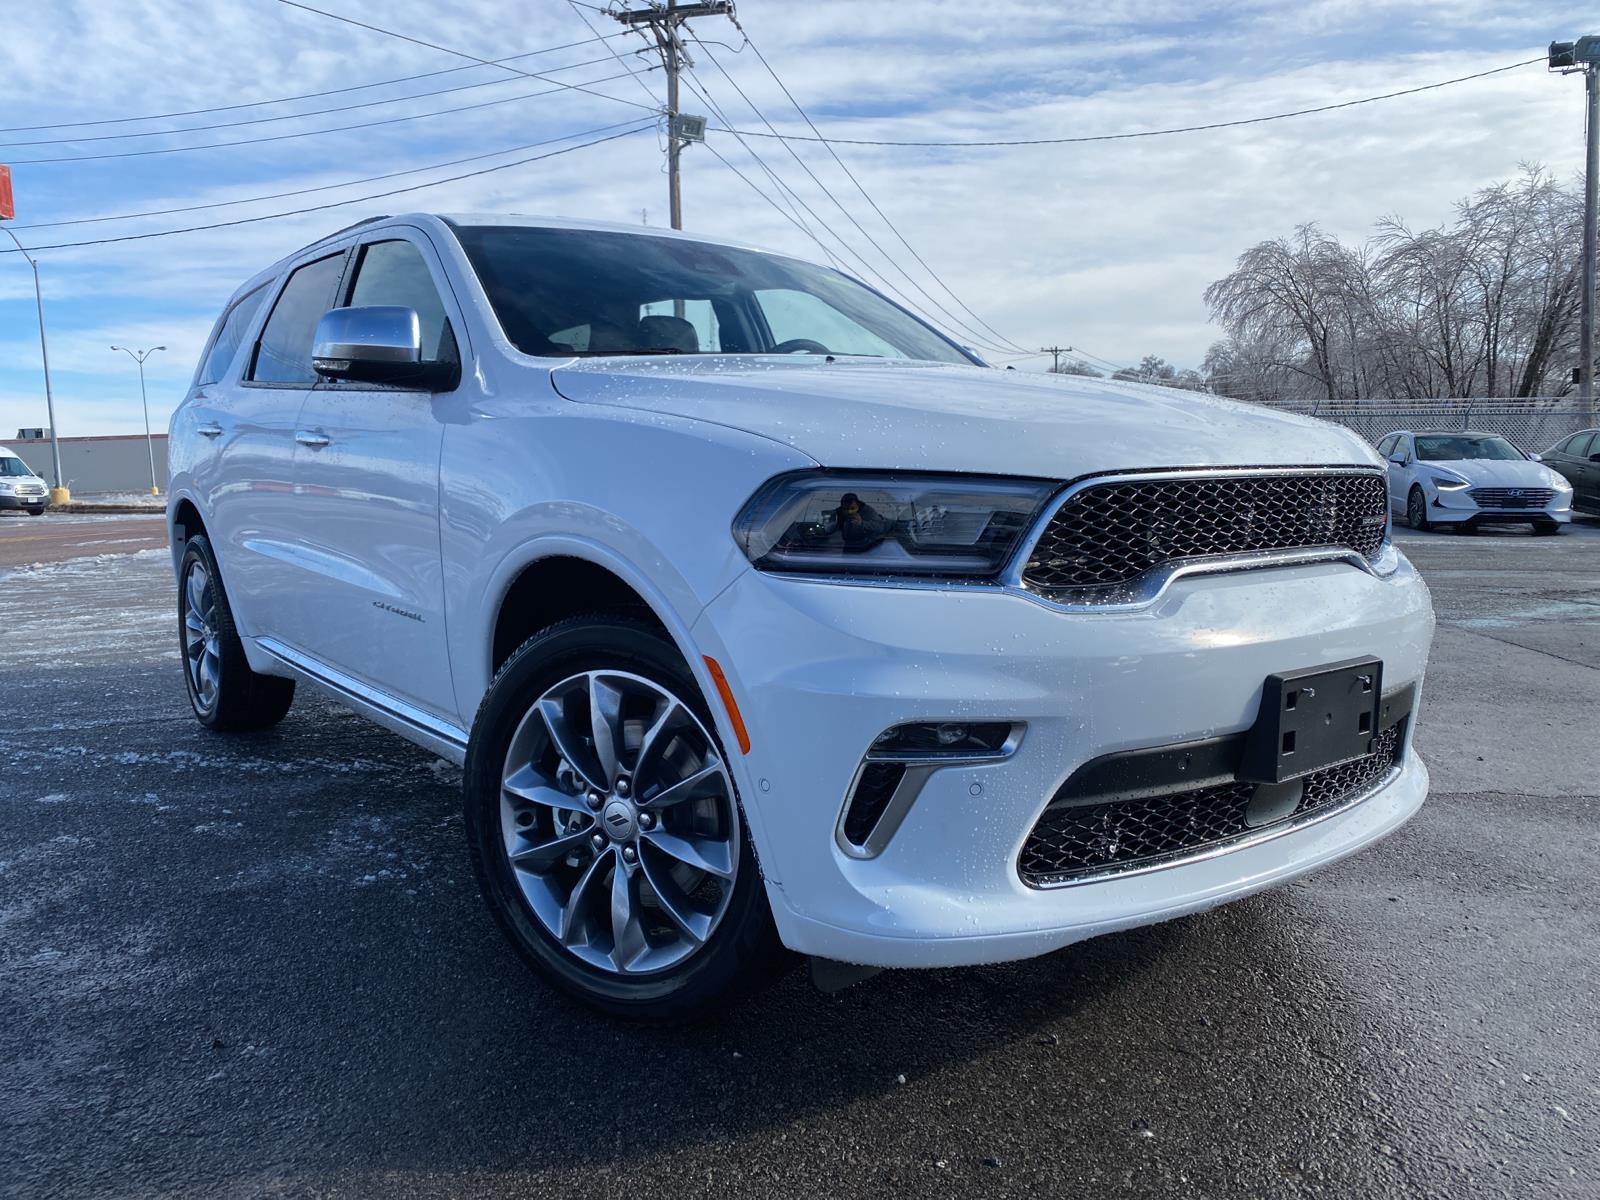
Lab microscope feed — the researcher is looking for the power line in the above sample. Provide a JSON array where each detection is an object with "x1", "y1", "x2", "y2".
[
  {"x1": 686, "y1": 44, "x2": 1016, "y2": 354},
  {"x1": 0, "y1": 122, "x2": 657, "y2": 254},
  {"x1": 0, "y1": 52, "x2": 631, "y2": 149},
  {"x1": 676, "y1": 73, "x2": 837, "y2": 264},
  {"x1": 726, "y1": 22, "x2": 1030, "y2": 353},
  {"x1": 705, "y1": 57, "x2": 1543, "y2": 148},
  {"x1": 701, "y1": 141, "x2": 844, "y2": 260},
  {"x1": 0, "y1": 31, "x2": 630, "y2": 134},
  {"x1": 3, "y1": 118, "x2": 656, "y2": 231},
  {"x1": 274, "y1": 0, "x2": 657, "y2": 112},
  {"x1": 7, "y1": 67, "x2": 653, "y2": 165},
  {"x1": 685, "y1": 71, "x2": 984, "y2": 340},
  {"x1": 567, "y1": 0, "x2": 661, "y2": 108}
]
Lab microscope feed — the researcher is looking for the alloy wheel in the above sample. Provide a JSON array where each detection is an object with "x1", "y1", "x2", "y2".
[
  {"x1": 1407, "y1": 490, "x2": 1427, "y2": 530},
  {"x1": 498, "y1": 670, "x2": 740, "y2": 976},
  {"x1": 183, "y1": 560, "x2": 222, "y2": 712}
]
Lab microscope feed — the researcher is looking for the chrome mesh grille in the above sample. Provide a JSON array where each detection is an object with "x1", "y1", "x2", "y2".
[
  {"x1": 1019, "y1": 723, "x2": 1403, "y2": 887},
  {"x1": 1469, "y1": 487, "x2": 1554, "y2": 508},
  {"x1": 1020, "y1": 472, "x2": 1388, "y2": 599}
]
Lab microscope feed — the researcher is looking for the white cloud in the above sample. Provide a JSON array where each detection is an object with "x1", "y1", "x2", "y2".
[{"x1": 0, "y1": 0, "x2": 1587, "y2": 434}]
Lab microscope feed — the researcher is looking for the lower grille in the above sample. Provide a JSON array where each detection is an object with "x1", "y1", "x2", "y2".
[
  {"x1": 1020, "y1": 723, "x2": 1404, "y2": 887},
  {"x1": 1469, "y1": 487, "x2": 1553, "y2": 509}
]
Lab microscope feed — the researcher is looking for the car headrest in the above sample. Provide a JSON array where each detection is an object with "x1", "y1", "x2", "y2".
[{"x1": 637, "y1": 314, "x2": 700, "y2": 354}]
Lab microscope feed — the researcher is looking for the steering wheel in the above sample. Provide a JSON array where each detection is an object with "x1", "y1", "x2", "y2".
[{"x1": 769, "y1": 338, "x2": 831, "y2": 355}]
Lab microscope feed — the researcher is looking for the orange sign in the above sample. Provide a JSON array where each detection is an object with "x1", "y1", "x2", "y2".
[{"x1": 0, "y1": 165, "x2": 13, "y2": 221}]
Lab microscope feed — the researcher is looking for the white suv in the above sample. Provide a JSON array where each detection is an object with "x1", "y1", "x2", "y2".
[{"x1": 168, "y1": 214, "x2": 1435, "y2": 1018}]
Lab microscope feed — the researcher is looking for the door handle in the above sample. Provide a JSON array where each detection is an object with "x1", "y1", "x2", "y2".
[
  {"x1": 197, "y1": 423, "x2": 223, "y2": 439},
  {"x1": 295, "y1": 430, "x2": 331, "y2": 449}
]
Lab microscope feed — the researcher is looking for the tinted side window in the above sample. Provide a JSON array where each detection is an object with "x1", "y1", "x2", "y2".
[
  {"x1": 250, "y1": 253, "x2": 347, "y2": 384},
  {"x1": 1562, "y1": 432, "x2": 1593, "y2": 457},
  {"x1": 1376, "y1": 434, "x2": 1396, "y2": 457},
  {"x1": 346, "y1": 239, "x2": 450, "y2": 361},
  {"x1": 198, "y1": 284, "x2": 268, "y2": 386}
]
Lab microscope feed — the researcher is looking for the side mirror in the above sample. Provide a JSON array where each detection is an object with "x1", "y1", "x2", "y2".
[
  {"x1": 1589, "y1": 452, "x2": 1600, "y2": 464},
  {"x1": 1387, "y1": 455, "x2": 1406, "y2": 466},
  {"x1": 312, "y1": 306, "x2": 457, "y2": 390},
  {"x1": 1529, "y1": 452, "x2": 1543, "y2": 462}
]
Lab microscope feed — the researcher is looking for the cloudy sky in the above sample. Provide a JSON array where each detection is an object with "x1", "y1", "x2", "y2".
[{"x1": 0, "y1": 0, "x2": 1589, "y2": 437}]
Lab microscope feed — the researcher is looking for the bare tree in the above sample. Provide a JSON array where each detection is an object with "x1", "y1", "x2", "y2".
[{"x1": 1203, "y1": 167, "x2": 1590, "y2": 403}]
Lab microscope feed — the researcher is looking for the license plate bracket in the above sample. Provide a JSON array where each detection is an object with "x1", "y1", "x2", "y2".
[{"x1": 1239, "y1": 657, "x2": 1383, "y2": 784}]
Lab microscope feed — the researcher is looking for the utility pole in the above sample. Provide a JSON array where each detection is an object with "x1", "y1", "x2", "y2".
[
  {"x1": 1551, "y1": 36, "x2": 1600, "y2": 411},
  {"x1": 111, "y1": 345, "x2": 166, "y2": 496},
  {"x1": 611, "y1": 1, "x2": 733, "y2": 230},
  {"x1": 1040, "y1": 345, "x2": 1071, "y2": 373},
  {"x1": 1585, "y1": 64, "x2": 1598, "y2": 412}
]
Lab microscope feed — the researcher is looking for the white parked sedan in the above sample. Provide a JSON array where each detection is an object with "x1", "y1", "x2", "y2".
[
  {"x1": 167, "y1": 213, "x2": 1435, "y2": 1018},
  {"x1": 1378, "y1": 430, "x2": 1573, "y2": 534}
]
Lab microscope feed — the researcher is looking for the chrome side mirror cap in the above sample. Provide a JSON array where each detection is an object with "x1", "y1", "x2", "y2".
[
  {"x1": 1529, "y1": 452, "x2": 1542, "y2": 462},
  {"x1": 312, "y1": 306, "x2": 457, "y2": 390}
]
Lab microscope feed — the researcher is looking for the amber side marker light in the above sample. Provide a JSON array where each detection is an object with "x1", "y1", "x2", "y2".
[{"x1": 703, "y1": 656, "x2": 752, "y2": 755}]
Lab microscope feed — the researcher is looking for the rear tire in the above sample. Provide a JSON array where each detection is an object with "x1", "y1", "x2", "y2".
[
  {"x1": 463, "y1": 615, "x2": 789, "y2": 1021},
  {"x1": 1407, "y1": 487, "x2": 1431, "y2": 532},
  {"x1": 178, "y1": 534, "x2": 295, "y2": 731}
]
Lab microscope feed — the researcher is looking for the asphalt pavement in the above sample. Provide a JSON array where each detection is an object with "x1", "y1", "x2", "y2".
[{"x1": 1, "y1": 514, "x2": 1596, "y2": 1199}]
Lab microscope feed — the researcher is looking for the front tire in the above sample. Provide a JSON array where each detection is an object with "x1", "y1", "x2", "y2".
[
  {"x1": 1534, "y1": 520, "x2": 1562, "y2": 537},
  {"x1": 463, "y1": 616, "x2": 787, "y2": 1020},
  {"x1": 27, "y1": 507, "x2": 44, "y2": 516},
  {"x1": 178, "y1": 534, "x2": 295, "y2": 730},
  {"x1": 1406, "y1": 487, "x2": 1431, "y2": 532}
]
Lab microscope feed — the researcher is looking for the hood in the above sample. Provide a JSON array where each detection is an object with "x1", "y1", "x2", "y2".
[
  {"x1": 1417, "y1": 457, "x2": 1565, "y2": 488},
  {"x1": 548, "y1": 356, "x2": 1377, "y2": 479}
]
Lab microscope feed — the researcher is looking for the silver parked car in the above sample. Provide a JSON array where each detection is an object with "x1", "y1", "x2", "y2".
[{"x1": 1377, "y1": 430, "x2": 1573, "y2": 535}]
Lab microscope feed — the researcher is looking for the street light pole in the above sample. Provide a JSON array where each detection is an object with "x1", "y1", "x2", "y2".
[
  {"x1": 110, "y1": 345, "x2": 166, "y2": 496},
  {"x1": 1, "y1": 224, "x2": 67, "y2": 502}
]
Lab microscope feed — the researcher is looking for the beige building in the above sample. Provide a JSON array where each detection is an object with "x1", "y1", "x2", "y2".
[{"x1": 1, "y1": 432, "x2": 168, "y2": 495}]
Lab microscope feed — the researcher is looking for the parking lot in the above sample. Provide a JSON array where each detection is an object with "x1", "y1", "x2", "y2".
[{"x1": 2, "y1": 513, "x2": 1597, "y2": 1199}]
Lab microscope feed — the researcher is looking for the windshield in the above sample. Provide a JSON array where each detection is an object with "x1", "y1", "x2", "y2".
[
  {"x1": 0, "y1": 456, "x2": 38, "y2": 477},
  {"x1": 1414, "y1": 435, "x2": 1525, "y2": 462},
  {"x1": 452, "y1": 225, "x2": 972, "y2": 364}
]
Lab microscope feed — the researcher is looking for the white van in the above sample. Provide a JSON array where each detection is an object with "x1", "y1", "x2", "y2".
[{"x1": 0, "y1": 447, "x2": 50, "y2": 515}]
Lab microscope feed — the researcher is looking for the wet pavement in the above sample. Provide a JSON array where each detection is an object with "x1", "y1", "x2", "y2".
[
  {"x1": 1, "y1": 517, "x2": 1596, "y2": 1198},
  {"x1": 0, "y1": 511, "x2": 167, "y2": 570}
]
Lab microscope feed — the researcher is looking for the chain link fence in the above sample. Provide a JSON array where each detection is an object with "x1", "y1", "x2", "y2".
[{"x1": 1261, "y1": 399, "x2": 1598, "y2": 451}]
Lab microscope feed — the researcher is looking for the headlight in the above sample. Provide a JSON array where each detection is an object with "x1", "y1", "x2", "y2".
[
  {"x1": 0, "y1": 483, "x2": 15, "y2": 494},
  {"x1": 733, "y1": 471, "x2": 1056, "y2": 578},
  {"x1": 1428, "y1": 473, "x2": 1469, "y2": 491},
  {"x1": 1552, "y1": 475, "x2": 1573, "y2": 492}
]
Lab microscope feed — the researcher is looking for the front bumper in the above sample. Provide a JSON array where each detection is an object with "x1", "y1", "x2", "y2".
[
  {"x1": 694, "y1": 552, "x2": 1435, "y2": 968},
  {"x1": 1426, "y1": 485, "x2": 1571, "y2": 525},
  {"x1": 0, "y1": 493, "x2": 48, "y2": 510}
]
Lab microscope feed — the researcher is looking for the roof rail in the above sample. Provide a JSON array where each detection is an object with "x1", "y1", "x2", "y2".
[{"x1": 322, "y1": 214, "x2": 393, "y2": 240}]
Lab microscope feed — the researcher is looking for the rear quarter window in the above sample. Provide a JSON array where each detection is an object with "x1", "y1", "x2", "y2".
[{"x1": 197, "y1": 284, "x2": 269, "y2": 386}]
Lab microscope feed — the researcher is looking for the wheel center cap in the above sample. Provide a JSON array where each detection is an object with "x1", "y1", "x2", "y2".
[{"x1": 600, "y1": 798, "x2": 637, "y2": 842}]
